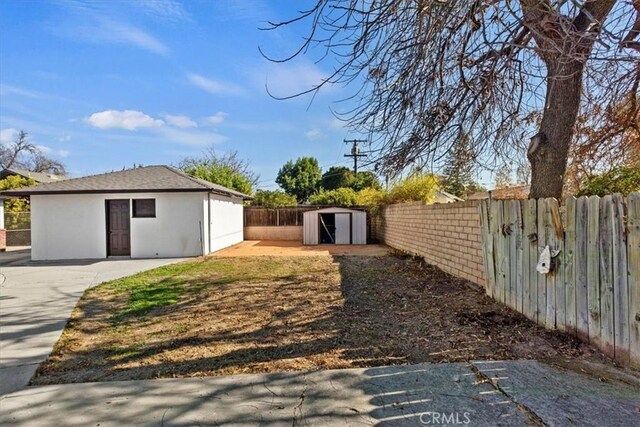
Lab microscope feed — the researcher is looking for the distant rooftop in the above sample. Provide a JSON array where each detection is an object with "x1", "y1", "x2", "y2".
[
  {"x1": 467, "y1": 185, "x2": 530, "y2": 200},
  {"x1": 1, "y1": 165, "x2": 250, "y2": 199},
  {"x1": 0, "y1": 168, "x2": 68, "y2": 184}
]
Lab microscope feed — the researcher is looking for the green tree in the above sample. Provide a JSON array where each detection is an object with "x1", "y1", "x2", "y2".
[
  {"x1": 179, "y1": 149, "x2": 257, "y2": 195},
  {"x1": 308, "y1": 188, "x2": 358, "y2": 206},
  {"x1": 320, "y1": 166, "x2": 354, "y2": 191},
  {"x1": 577, "y1": 165, "x2": 640, "y2": 197},
  {"x1": 251, "y1": 190, "x2": 297, "y2": 208},
  {"x1": 441, "y1": 137, "x2": 476, "y2": 198},
  {"x1": 276, "y1": 157, "x2": 321, "y2": 203},
  {"x1": 0, "y1": 176, "x2": 36, "y2": 229},
  {"x1": 352, "y1": 171, "x2": 381, "y2": 191}
]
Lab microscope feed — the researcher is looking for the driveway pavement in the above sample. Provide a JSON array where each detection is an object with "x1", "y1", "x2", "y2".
[
  {"x1": 0, "y1": 360, "x2": 638, "y2": 426},
  {"x1": 0, "y1": 251, "x2": 189, "y2": 395}
]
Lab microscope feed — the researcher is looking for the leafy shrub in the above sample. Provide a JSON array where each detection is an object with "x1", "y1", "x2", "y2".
[
  {"x1": 355, "y1": 187, "x2": 386, "y2": 207},
  {"x1": 386, "y1": 173, "x2": 439, "y2": 204},
  {"x1": 577, "y1": 165, "x2": 640, "y2": 196}
]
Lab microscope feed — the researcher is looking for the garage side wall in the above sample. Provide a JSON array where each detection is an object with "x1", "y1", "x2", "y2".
[
  {"x1": 208, "y1": 194, "x2": 243, "y2": 252},
  {"x1": 131, "y1": 192, "x2": 206, "y2": 258},
  {"x1": 31, "y1": 194, "x2": 108, "y2": 260}
]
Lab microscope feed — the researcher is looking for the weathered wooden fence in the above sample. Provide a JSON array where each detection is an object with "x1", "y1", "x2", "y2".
[
  {"x1": 244, "y1": 207, "x2": 316, "y2": 227},
  {"x1": 479, "y1": 193, "x2": 639, "y2": 368}
]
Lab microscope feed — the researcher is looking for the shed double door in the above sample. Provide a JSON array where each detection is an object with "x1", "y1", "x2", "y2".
[
  {"x1": 334, "y1": 213, "x2": 351, "y2": 244},
  {"x1": 106, "y1": 199, "x2": 131, "y2": 256}
]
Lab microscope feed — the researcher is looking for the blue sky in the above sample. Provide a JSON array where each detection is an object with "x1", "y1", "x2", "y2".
[{"x1": 0, "y1": 0, "x2": 371, "y2": 190}]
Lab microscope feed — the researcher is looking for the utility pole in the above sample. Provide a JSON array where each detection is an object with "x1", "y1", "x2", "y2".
[{"x1": 343, "y1": 139, "x2": 368, "y2": 174}]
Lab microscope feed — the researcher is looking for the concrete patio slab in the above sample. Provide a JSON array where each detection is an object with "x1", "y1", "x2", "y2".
[
  {"x1": 0, "y1": 255, "x2": 190, "y2": 395},
  {"x1": 472, "y1": 360, "x2": 640, "y2": 427},
  {"x1": 0, "y1": 363, "x2": 531, "y2": 426},
  {"x1": 1, "y1": 361, "x2": 637, "y2": 426}
]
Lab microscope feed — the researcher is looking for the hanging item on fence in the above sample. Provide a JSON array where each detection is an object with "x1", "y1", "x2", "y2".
[{"x1": 536, "y1": 245, "x2": 561, "y2": 275}]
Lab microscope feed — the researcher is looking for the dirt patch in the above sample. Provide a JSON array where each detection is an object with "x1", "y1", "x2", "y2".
[
  {"x1": 212, "y1": 240, "x2": 389, "y2": 257},
  {"x1": 33, "y1": 254, "x2": 610, "y2": 385}
]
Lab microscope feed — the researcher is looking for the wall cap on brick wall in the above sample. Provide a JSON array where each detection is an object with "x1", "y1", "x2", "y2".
[{"x1": 383, "y1": 200, "x2": 482, "y2": 211}]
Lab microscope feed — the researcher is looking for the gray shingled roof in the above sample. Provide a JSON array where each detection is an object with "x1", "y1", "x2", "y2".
[{"x1": 1, "y1": 165, "x2": 250, "y2": 198}]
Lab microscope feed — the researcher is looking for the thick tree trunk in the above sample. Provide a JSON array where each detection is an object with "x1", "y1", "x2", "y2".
[{"x1": 528, "y1": 60, "x2": 585, "y2": 199}]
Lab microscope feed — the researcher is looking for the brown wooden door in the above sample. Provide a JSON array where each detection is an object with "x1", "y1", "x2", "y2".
[{"x1": 107, "y1": 200, "x2": 130, "y2": 256}]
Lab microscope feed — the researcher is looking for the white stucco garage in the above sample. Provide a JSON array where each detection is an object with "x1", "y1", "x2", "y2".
[{"x1": 3, "y1": 165, "x2": 249, "y2": 261}]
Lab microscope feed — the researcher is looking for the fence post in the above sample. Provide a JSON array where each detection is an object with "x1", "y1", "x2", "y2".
[
  {"x1": 523, "y1": 199, "x2": 537, "y2": 322},
  {"x1": 575, "y1": 196, "x2": 590, "y2": 342},
  {"x1": 599, "y1": 196, "x2": 615, "y2": 357},
  {"x1": 565, "y1": 197, "x2": 577, "y2": 336},
  {"x1": 612, "y1": 194, "x2": 629, "y2": 363},
  {"x1": 537, "y1": 199, "x2": 548, "y2": 326},
  {"x1": 628, "y1": 192, "x2": 640, "y2": 368},
  {"x1": 491, "y1": 201, "x2": 505, "y2": 303},
  {"x1": 587, "y1": 196, "x2": 601, "y2": 347},
  {"x1": 479, "y1": 201, "x2": 495, "y2": 297},
  {"x1": 549, "y1": 199, "x2": 564, "y2": 331}
]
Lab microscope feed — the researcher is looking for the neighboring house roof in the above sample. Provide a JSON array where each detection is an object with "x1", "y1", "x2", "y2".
[
  {"x1": 0, "y1": 168, "x2": 68, "y2": 183},
  {"x1": 467, "y1": 185, "x2": 530, "y2": 200},
  {"x1": 1, "y1": 165, "x2": 251, "y2": 199},
  {"x1": 434, "y1": 189, "x2": 464, "y2": 204}
]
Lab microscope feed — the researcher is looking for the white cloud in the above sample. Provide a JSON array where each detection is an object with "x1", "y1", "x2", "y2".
[
  {"x1": 304, "y1": 128, "x2": 324, "y2": 139},
  {"x1": 49, "y1": 2, "x2": 170, "y2": 55},
  {"x1": 58, "y1": 149, "x2": 70, "y2": 158},
  {"x1": 163, "y1": 114, "x2": 197, "y2": 128},
  {"x1": 87, "y1": 110, "x2": 164, "y2": 130},
  {"x1": 204, "y1": 112, "x2": 228, "y2": 125},
  {"x1": 0, "y1": 84, "x2": 45, "y2": 99},
  {"x1": 187, "y1": 73, "x2": 244, "y2": 96},
  {"x1": 0, "y1": 128, "x2": 19, "y2": 144},
  {"x1": 96, "y1": 19, "x2": 169, "y2": 55}
]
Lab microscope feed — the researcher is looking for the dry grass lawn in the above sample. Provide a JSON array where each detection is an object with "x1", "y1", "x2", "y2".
[{"x1": 33, "y1": 253, "x2": 609, "y2": 385}]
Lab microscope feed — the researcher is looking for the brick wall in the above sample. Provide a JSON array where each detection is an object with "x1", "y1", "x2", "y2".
[{"x1": 372, "y1": 200, "x2": 486, "y2": 287}]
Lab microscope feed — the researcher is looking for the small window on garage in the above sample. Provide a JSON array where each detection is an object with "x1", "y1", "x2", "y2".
[{"x1": 133, "y1": 199, "x2": 156, "y2": 218}]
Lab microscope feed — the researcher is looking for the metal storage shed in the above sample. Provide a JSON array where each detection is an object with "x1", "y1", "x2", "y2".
[{"x1": 303, "y1": 207, "x2": 367, "y2": 245}]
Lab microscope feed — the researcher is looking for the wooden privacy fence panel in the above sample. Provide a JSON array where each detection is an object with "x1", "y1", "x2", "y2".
[
  {"x1": 244, "y1": 207, "x2": 318, "y2": 227},
  {"x1": 479, "y1": 193, "x2": 640, "y2": 368}
]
